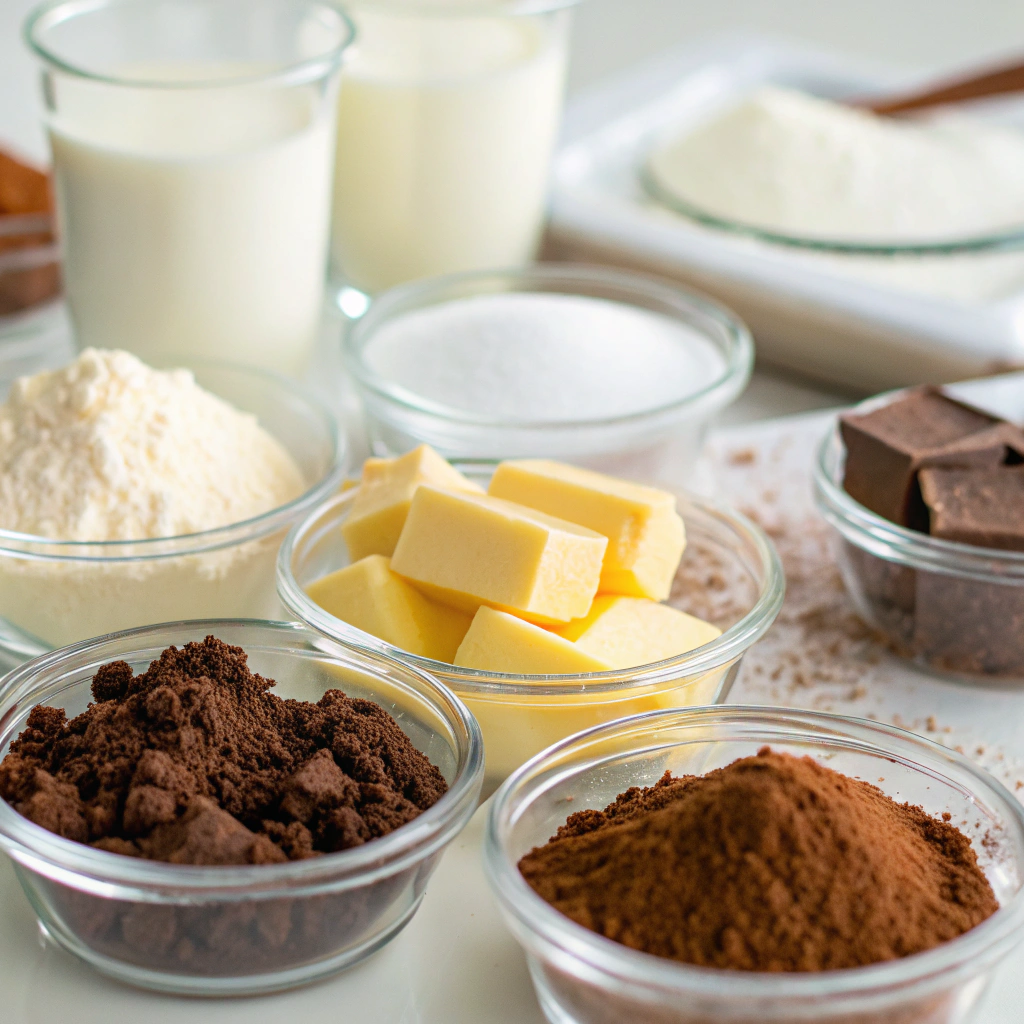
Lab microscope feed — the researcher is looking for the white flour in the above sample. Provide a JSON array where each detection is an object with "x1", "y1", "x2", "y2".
[
  {"x1": 648, "y1": 86, "x2": 1024, "y2": 243},
  {"x1": 0, "y1": 349, "x2": 304, "y2": 541},
  {"x1": 363, "y1": 293, "x2": 726, "y2": 422}
]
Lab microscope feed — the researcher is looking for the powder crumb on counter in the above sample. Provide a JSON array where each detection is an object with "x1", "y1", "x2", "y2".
[{"x1": 701, "y1": 420, "x2": 1024, "y2": 801}]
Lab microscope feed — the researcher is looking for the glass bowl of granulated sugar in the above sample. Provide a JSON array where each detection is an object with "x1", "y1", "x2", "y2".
[
  {"x1": 342, "y1": 263, "x2": 753, "y2": 485},
  {"x1": 485, "y1": 706, "x2": 1024, "y2": 1024}
]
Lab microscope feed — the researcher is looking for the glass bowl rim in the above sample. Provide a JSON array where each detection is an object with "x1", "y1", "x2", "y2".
[
  {"x1": 484, "y1": 703, "x2": 1024, "y2": 1000},
  {"x1": 0, "y1": 355, "x2": 347, "y2": 561},
  {"x1": 812, "y1": 408, "x2": 1024, "y2": 581},
  {"x1": 276, "y1": 485, "x2": 785, "y2": 695},
  {"x1": 640, "y1": 161, "x2": 1024, "y2": 257},
  {"x1": 342, "y1": 263, "x2": 754, "y2": 432},
  {"x1": 0, "y1": 617, "x2": 484, "y2": 892},
  {"x1": 24, "y1": 0, "x2": 356, "y2": 91}
]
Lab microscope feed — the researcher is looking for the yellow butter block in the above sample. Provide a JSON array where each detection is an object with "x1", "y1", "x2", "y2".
[
  {"x1": 487, "y1": 459, "x2": 686, "y2": 601},
  {"x1": 342, "y1": 445, "x2": 482, "y2": 562},
  {"x1": 454, "y1": 606, "x2": 613, "y2": 674},
  {"x1": 391, "y1": 486, "x2": 607, "y2": 624},
  {"x1": 306, "y1": 554, "x2": 471, "y2": 662},
  {"x1": 554, "y1": 595, "x2": 721, "y2": 670}
]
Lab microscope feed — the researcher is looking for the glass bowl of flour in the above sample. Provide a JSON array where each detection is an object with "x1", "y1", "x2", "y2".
[
  {"x1": 342, "y1": 264, "x2": 753, "y2": 484},
  {"x1": 0, "y1": 352, "x2": 345, "y2": 664}
]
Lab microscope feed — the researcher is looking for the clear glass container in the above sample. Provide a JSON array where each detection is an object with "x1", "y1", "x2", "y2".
[
  {"x1": 25, "y1": 0, "x2": 354, "y2": 376},
  {"x1": 277, "y1": 474, "x2": 783, "y2": 790},
  {"x1": 484, "y1": 706, "x2": 1024, "y2": 1024},
  {"x1": 0, "y1": 357, "x2": 346, "y2": 664},
  {"x1": 0, "y1": 618, "x2": 484, "y2": 995},
  {"x1": 813, "y1": 410, "x2": 1024, "y2": 680},
  {"x1": 343, "y1": 264, "x2": 754, "y2": 483},
  {"x1": 330, "y1": 0, "x2": 579, "y2": 295}
]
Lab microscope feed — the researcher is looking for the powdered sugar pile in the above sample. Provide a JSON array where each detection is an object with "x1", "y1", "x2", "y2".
[
  {"x1": 0, "y1": 349, "x2": 304, "y2": 541},
  {"x1": 648, "y1": 85, "x2": 1024, "y2": 243}
]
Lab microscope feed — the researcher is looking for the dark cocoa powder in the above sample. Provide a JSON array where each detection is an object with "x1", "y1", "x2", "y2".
[
  {"x1": 0, "y1": 636, "x2": 448, "y2": 863},
  {"x1": 519, "y1": 748, "x2": 997, "y2": 972}
]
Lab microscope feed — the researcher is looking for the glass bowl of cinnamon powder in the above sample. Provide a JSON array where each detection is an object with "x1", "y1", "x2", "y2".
[
  {"x1": 0, "y1": 619, "x2": 483, "y2": 995},
  {"x1": 484, "y1": 706, "x2": 1024, "y2": 1024}
]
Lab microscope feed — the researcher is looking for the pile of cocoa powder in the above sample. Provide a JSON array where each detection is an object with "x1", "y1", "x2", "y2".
[
  {"x1": 0, "y1": 636, "x2": 448, "y2": 863},
  {"x1": 520, "y1": 748, "x2": 997, "y2": 972}
]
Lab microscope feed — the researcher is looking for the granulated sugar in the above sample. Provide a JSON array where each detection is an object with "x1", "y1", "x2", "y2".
[{"x1": 362, "y1": 293, "x2": 726, "y2": 422}]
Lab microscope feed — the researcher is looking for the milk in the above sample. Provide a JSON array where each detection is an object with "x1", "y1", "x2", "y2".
[
  {"x1": 330, "y1": 7, "x2": 569, "y2": 294},
  {"x1": 49, "y1": 71, "x2": 336, "y2": 375}
]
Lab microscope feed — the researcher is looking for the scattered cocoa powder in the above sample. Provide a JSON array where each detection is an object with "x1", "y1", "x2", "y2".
[
  {"x1": 0, "y1": 636, "x2": 448, "y2": 863},
  {"x1": 519, "y1": 749, "x2": 997, "y2": 972}
]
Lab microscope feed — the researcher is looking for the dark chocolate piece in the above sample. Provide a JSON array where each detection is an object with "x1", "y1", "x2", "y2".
[
  {"x1": 919, "y1": 466, "x2": 1024, "y2": 552},
  {"x1": 840, "y1": 388, "x2": 1023, "y2": 529}
]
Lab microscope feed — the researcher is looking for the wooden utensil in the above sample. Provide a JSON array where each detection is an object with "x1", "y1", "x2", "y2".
[{"x1": 860, "y1": 56, "x2": 1024, "y2": 115}]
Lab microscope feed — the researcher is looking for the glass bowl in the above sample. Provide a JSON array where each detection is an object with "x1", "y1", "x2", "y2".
[
  {"x1": 0, "y1": 356, "x2": 346, "y2": 664},
  {"x1": 277, "y1": 476, "x2": 783, "y2": 790},
  {"x1": 484, "y1": 705, "x2": 1024, "y2": 1024},
  {"x1": 0, "y1": 618, "x2": 484, "y2": 995},
  {"x1": 813, "y1": 407, "x2": 1024, "y2": 681},
  {"x1": 342, "y1": 263, "x2": 753, "y2": 483}
]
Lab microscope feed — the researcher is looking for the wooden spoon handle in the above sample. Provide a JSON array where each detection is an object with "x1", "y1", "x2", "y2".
[{"x1": 864, "y1": 57, "x2": 1024, "y2": 115}]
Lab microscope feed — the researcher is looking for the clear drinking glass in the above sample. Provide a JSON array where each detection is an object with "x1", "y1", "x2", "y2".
[
  {"x1": 330, "y1": 0, "x2": 579, "y2": 295},
  {"x1": 25, "y1": 0, "x2": 354, "y2": 376}
]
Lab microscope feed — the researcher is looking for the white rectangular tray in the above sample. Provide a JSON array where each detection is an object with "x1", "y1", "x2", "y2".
[{"x1": 548, "y1": 35, "x2": 1024, "y2": 393}]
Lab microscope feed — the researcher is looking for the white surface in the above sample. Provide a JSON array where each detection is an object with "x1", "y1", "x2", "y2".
[
  {"x1": 4, "y1": 376, "x2": 1024, "y2": 1021},
  {"x1": 331, "y1": 6, "x2": 567, "y2": 293},
  {"x1": 548, "y1": 37, "x2": 1024, "y2": 393}
]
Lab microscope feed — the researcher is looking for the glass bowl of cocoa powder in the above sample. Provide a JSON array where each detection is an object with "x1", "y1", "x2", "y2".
[
  {"x1": 0, "y1": 619, "x2": 483, "y2": 995},
  {"x1": 279, "y1": 477, "x2": 784, "y2": 793},
  {"x1": 484, "y1": 706, "x2": 1024, "y2": 1024}
]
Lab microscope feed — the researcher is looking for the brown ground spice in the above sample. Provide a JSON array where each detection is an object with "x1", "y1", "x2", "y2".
[
  {"x1": 0, "y1": 636, "x2": 448, "y2": 863},
  {"x1": 519, "y1": 748, "x2": 998, "y2": 972}
]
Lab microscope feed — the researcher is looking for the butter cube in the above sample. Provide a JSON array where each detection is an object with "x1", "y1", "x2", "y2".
[
  {"x1": 342, "y1": 445, "x2": 482, "y2": 562},
  {"x1": 454, "y1": 607, "x2": 613, "y2": 674},
  {"x1": 306, "y1": 554, "x2": 471, "y2": 662},
  {"x1": 391, "y1": 486, "x2": 607, "y2": 624},
  {"x1": 488, "y1": 460, "x2": 685, "y2": 601},
  {"x1": 554, "y1": 595, "x2": 721, "y2": 669}
]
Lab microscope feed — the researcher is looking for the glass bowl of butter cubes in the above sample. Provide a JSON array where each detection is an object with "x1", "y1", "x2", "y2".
[{"x1": 279, "y1": 446, "x2": 783, "y2": 789}]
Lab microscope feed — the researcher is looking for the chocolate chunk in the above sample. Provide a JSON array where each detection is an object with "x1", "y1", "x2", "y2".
[
  {"x1": 840, "y1": 387, "x2": 1022, "y2": 529},
  {"x1": 919, "y1": 466, "x2": 1024, "y2": 551}
]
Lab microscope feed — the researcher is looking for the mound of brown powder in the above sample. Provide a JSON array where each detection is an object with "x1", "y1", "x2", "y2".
[
  {"x1": 519, "y1": 748, "x2": 997, "y2": 971},
  {"x1": 0, "y1": 636, "x2": 448, "y2": 864}
]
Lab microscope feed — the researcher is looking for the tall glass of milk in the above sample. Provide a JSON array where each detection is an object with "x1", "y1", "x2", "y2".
[
  {"x1": 25, "y1": 0, "x2": 354, "y2": 375},
  {"x1": 330, "y1": 0, "x2": 578, "y2": 295}
]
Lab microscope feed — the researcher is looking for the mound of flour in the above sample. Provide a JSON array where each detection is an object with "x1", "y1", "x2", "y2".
[
  {"x1": 647, "y1": 86, "x2": 1024, "y2": 242},
  {"x1": 0, "y1": 349, "x2": 304, "y2": 540}
]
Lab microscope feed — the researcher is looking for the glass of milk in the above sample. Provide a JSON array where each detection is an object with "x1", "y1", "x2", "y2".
[
  {"x1": 330, "y1": 0, "x2": 578, "y2": 295},
  {"x1": 25, "y1": 0, "x2": 354, "y2": 376}
]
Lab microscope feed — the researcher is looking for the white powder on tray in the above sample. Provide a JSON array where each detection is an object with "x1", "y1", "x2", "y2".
[
  {"x1": 648, "y1": 85, "x2": 1024, "y2": 244},
  {"x1": 363, "y1": 293, "x2": 726, "y2": 422},
  {"x1": 0, "y1": 350, "x2": 306, "y2": 648}
]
